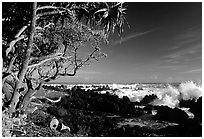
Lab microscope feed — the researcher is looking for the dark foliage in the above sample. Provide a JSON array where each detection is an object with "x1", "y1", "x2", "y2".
[{"x1": 2, "y1": 2, "x2": 32, "y2": 42}]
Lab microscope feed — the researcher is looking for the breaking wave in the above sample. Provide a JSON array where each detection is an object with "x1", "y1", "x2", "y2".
[
  {"x1": 152, "y1": 84, "x2": 180, "y2": 108},
  {"x1": 152, "y1": 81, "x2": 202, "y2": 108},
  {"x1": 111, "y1": 81, "x2": 202, "y2": 108},
  {"x1": 179, "y1": 81, "x2": 202, "y2": 101}
]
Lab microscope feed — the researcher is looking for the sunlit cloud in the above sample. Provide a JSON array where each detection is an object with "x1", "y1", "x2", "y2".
[
  {"x1": 181, "y1": 68, "x2": 202, "y2": 74},
  {"x1": 170, "y1": 27, "x2": 201, "y2": 50},
  {"x1": 151, "y1": 27, "x2": 201, "y2": 76},
  {"x1": 111, "y1": 28, "x2": 158, "y2": 46},
  {"x1": 160, "y1": 26, "x2": 201, "y2": 67},
  {"x1": 163, "y1": 43, "x2": 201, "y2": 62}
]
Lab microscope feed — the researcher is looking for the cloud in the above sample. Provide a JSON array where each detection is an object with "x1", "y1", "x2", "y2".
[
  {"x1": 162, "y1": 43, "x2": 201, "y2": 64},
  {"x1": 160, "y1": 27, "x2": 201, "y2": 68},
  {"x1": 111, "y1": 28, "x2": 158, "y2": 46},
  {"x1": 170, "y1": 27, "x2": 201, "y2": 50},
  {"x1": 141, "y1": 27, "x2": 201, "y2": 75},
  {"x1": 177, "y1": 27, "x2": 201, "y2": 41},
  {"x1": 181, "y1": 68, "x2": 202, "y2": 74},
  {"x1": 156, "y1": 44, "x2": 201, "y2": 73},
  {"x1": 152, "y1": 27, "x2": 201, "y2": 74}
]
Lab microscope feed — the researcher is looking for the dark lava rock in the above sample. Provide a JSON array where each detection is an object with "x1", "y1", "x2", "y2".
[
  {"x1": 155, "y1": 120, "x2": 202, "y2": 137},
  {"x1": 140, "y1": 94, "x2": 157, "y2": 105},
  {"x1": 153, "y1": 106, "x2": 189, "y2": 124},
  {"x1": 40, "y1": 87, "x2": 202, "y2": 137},
  {"x1": 179, "y1": 97, "x2": 202, "y2": 124},
  {"x1": 47, "y1": 106, "x2": 68, "y2": 118},
  {"x1": 27, "y1": 109, "x2": 52, "y2": 127}
]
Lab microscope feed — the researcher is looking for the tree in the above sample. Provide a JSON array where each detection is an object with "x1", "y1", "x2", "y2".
[{"x1": 2, "y1": 2, "x2": 128, "y2": 115}]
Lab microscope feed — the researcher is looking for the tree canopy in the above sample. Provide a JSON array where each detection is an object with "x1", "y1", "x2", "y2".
[{"x1": 2, "y1": 2, "x2": 129, "y2": 113}]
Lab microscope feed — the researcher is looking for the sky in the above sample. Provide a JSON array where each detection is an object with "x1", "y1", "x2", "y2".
[{"x1": 55, "y1": 2, "x2": 202, "y2": 84}]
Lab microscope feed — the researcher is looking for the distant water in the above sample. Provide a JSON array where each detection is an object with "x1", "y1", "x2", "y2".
[{"x1": 47, "y1": 81, "x2": 202, "y2": 108}]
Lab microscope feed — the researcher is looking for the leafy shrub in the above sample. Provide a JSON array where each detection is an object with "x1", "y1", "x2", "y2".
[
  {"x1": 2, "y1": 110, "x2": 13, "y2": 137},
  {"x1": 2, "y1": 109, "x2": 27, "y2": 137}
]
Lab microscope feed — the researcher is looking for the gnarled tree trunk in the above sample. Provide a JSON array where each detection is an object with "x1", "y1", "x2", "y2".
[
  {"x1": 20, "y1": 78, "x2": 42, "y2": 112},
  {"x1": 20, "y1": 89, "x2": 36, "y2": 112},
  {"x1": 9, "y1": 2, "x2": 37, "y2": 114}
]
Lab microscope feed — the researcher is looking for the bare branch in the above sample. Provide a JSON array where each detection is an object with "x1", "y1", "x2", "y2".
[
  {"x1": 41, "y1": 61, "x2": 59, "y2": 82},
  {"x1": 15, "y1": 25, "x2": 28, "y2": 38},
  {"x1": 5, "y1": 24, "x2": 29, "y2": 57},
  {"x1": 4, "y1": 79, "x2": 15, "y2": 89},
  {"x1": 56, "y1": 47, "x2": 103, "y2": 78},
  {"x1": 28, "y1": 53, "x2": 71, "y2": 69},
  {"x1": 58, "y1": 68, "x2": 77, "y2": 77},
  {"x1": 28, "y1": 56, "x2": 58, "y2": 69},
  {"x1": 10, "y1": 71, "x2": 19, "y2": 82},
  {"x1": 3, "y1": 55, "x2": 17, "y2": 81},
  {"x1": 77, "y1": 47, "x2": 99, "y2": 67},
  {"x1": 74, "y1": 47, "x2": 78, "y2": 67},
  {"x1": 36, "y1": 5, "x2": 70, "y2": 12},
  {"x1": 36, "y1": 6, "x2": 59, "y2": 11},
  {"x1": 33, "y1": 46, "x2": 104, "y2": 83},
  {"x1": 43, "y1": 22, "x2": 55, "y2": 29},
  {"x1": 44, "y1": 97, "x2": 62, "y2": 103},
  {"x1": 36, "y1": 11, "x2": 60, "y2": 18},
  {"x1": 36, "y1": 5, "x2": 73, "y2": 20},
  {"x1": 25, "y1": 76, "x2": 33, "y2": 90},
  {"x1": 6, "y1": 35, "x2": 25, "y2": 56},
  {"x1": 2, "y1": 70, "x2": 19, "y2": 86}
]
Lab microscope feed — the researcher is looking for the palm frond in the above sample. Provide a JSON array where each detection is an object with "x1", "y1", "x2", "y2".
[{"x1": 94, "y1": 8, "x2": 108, "y2": 14}]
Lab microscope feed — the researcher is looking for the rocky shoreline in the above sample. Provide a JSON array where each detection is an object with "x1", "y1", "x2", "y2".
[{"x1": 12, "y1": 86, "x2": 202, "y2": 137}]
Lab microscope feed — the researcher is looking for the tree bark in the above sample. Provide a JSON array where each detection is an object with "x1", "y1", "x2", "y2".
[
  {"x1": 2, "y1": 55, "x2": 17, "y2": 85},
  {"x1": 20, "y1": 89, "x2": 36, "y2": 112},
  {"x1": 9, "y1": 2, "x2": 37, "y2": 113},
  {"x1": 20, "y1": 78, "x2": 41, "y2": 112}
]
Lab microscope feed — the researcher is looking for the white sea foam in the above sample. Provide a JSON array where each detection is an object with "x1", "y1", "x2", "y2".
[
  {"x1": 179, "y1": 81, "x2": 202, "y2": 101},
  {"x1": 152, "y1": 85, "x2": 180, "y2": 108},
  {"x1": 47, "y1": 81, "x2": 202, "y2": 109},
  {"x1": 111, "y1": 81, "x2": 202, "y2": 108}
]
